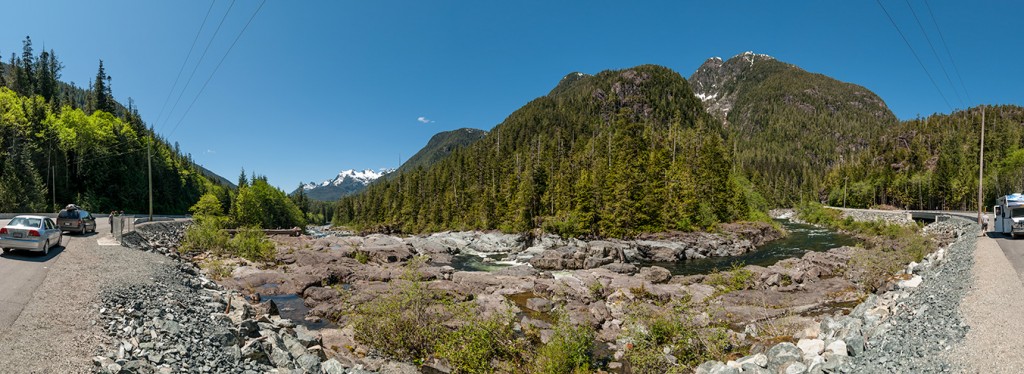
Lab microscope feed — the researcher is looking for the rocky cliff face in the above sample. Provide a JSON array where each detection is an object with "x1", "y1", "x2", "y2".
[{"x1": 689, "y1": 51, "x2": 779, "y2": 125}]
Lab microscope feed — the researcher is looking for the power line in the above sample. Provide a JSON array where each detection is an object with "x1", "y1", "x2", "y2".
[
  {"x1": 904, "y1": 0, "x2": 964, "y2": 107},
  {"x1": 923, "y1": 0, "x2": 972, "y2": 103},
  {"x1": 875, "y1": 0, "x2": 953, "y2": 111},
  {"x1": 159, "y1": 0, "x2": 237, "y2": 131},
  {"x1": 168, "y1": 0, "x2": 267, "y2": 137},
  {"x1": 152, "y1": 0, "x2": 218, "y2": 128}
]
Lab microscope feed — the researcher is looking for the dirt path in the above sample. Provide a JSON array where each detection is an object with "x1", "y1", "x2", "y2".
[{"x1": 955, "y1": 234, "x2": 1024, "y2": 373}]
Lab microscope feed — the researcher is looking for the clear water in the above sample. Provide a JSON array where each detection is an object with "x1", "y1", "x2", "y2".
[
  {"x1": 450, "y1": 252, "x2": 514, "y2": 272},
  {"x1": 449, "y1": 219, "x2": 858, "y2": 276},
  {"x1": 262, "y1": 294, "x2": 335, "y2": 330},
  {"x1": 637, "y1": 219, "x2": 860, "y2": 276}
]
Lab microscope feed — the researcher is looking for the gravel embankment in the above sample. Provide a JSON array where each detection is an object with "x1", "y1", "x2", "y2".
[
  {"x1": 847, "y1": 219, "x2": 975, "y2": 372},
  {"x1": 95, "y1": 221, "x2": 366, "y2": 374}
]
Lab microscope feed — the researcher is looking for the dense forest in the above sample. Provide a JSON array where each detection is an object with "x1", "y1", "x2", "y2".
[
  {"x1": 334, "y1": 65, "x2": 764, "y2": 237},
  {"x1": 334, "y1": 55, "x2": 1024, "y2": 237},
  {"x1": 821, "y1": 105, "x2": 1024, "y2": 211},
  {"x1": 691, "y1": 54, "x2": 898, "y2": 207},
  {"x1": 0, "y1": 36, "x2": 210, "y2": 214}
]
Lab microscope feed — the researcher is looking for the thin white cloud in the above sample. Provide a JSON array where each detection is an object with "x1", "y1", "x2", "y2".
[
  {"x1": 206, "y1": 149, "x2": 216, "y2": 154},
  {"x1": 417, "y1": 116, "x2": 434, "y2": 124}
]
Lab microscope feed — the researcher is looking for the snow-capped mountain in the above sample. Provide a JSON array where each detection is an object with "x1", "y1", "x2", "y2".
[{"x1": 296, "y1": 168, "x2": 394, "y2": 201}]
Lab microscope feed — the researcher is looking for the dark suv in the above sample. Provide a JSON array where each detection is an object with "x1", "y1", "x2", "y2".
[{"x1": 56, "y1": 205, "x2": 97, "y2": 234}]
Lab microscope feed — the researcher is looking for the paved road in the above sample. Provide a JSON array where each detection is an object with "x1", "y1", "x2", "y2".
[
  {"x1": 0, "y1": 218, "x2": 109, "y2": 331},
  {"x1": 989, "y1": 231, "x2": 1024, "y2": 284}
]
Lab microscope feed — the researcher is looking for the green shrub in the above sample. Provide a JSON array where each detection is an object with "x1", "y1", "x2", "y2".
[
  {"x1": 351, "y1": 257, "x2": 453, "y2": 363},
  {"x1": 534, "y1": 313, "x2": 594, "y2": 374},
  {"x1": 705, "y1": 263, "x2": 754, "y2": 294},
  {"x1": 436, "y1": 311, "x2": 528, "y2": 373},
  {"x1": 229, "y1": 226, "x2": 276, "y2": 262},
  {"x1": 354, "y1": 251, "x2": 370, "y2": 264},
  {"x1": 796, "y1": 202, "x2": 935, "y2": 292},
  {"x1": 181, "y1": 216, "x2": 230, "y2": 255},
  {"x1": 623, "y1": 301, "x2": 731, "y2": 372},
  {"x1": 202, "y1": 258, "x2": 233, "y2": 280}
]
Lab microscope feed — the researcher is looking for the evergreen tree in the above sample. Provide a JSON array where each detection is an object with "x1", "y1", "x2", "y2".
[{"x1": 88, "y1": 59, "x2": 113, "y2": 113}]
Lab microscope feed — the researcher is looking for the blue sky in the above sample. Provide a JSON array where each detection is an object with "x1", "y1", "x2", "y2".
[{"x1": 1, "y1": 1, "x2": 1020, "y2": 190}]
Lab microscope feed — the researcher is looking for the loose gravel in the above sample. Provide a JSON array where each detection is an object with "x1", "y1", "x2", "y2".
[
  {"x1": 848, "y1": 219, "x2": 976, "y2": 373},
  {"x1": 0, "y1": 226, "x2": 168, "y2": 373}
]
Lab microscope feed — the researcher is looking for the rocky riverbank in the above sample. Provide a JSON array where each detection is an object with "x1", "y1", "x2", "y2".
[
  {"x1": 105, "y1": 213, "x2": 959, "y2": 372},
  {"x1": 692, "y1": 218, "x2": 976, "y2": 373},
  {"x1": 96, "y1": 222, "x2": 372, "y2": 374}
]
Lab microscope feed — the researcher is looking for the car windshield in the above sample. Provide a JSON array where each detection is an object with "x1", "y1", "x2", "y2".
[
  {"x1": 58, "y1": 210, "x2": 78, "y2": 219},
  {"x1": 9, "y1": 217, "x2": 41, "y2": 228}
]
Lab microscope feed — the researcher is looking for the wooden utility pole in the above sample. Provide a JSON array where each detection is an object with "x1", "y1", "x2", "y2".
[
  {"x1": 978, "y1": 106, "x2": 985, "y2": 225},
  {"x1": 148, "y1": 130, "x2": 153, "y2": 222},
  {"x1": 843, "y1": 176, "x2": 848, "y2": 208}
]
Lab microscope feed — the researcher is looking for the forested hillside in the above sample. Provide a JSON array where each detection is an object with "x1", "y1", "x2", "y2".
[
  {"x1": 821, "y1": 105, "x2": 1024, "y2": 211},
  {"x1": 335, "y1": 65, "x2": 761, "y2": 237},
  {"x1": 691, "y1": 52, "x2": 898, "y2": 206},
  {"x1": 392, "y1": 128, "x2": 487, "y2": 176},
  {"x1": 0, "y1": 36, "x2": 211, "y2": 213}
]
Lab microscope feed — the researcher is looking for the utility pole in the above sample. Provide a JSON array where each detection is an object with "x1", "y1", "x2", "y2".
[
  {"x1": 843, "y1": 176, "x2": 848, "y2": 208},
  {"x1": 148, "y1": 129, "x2": 153, "y2": 222},
  {"x1": 978, "y1": 106, "x2": 985, "y2": 226}
]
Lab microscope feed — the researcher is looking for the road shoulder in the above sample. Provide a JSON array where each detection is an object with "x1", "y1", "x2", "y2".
[{"x1": 955, "y1": 234, "x2": 1024, "y2": 373}]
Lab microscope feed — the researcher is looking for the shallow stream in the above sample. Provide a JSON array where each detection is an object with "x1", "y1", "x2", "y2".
[
  {"x1": 451, "y1": 219, "x2": 858, "y2": 276},
  {"x1": 639, "y1": 219, "x2": 860, "y2": 275}
]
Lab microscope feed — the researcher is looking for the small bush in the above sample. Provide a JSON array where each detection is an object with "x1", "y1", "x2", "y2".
[
  {"x1": 351, "y1": 257, "x2": 452, "y2": 363},
  {"x1": 534, "y1": 313, "x2": 594, "y2": 374},
  {"x1": 181, "y1": 216, "x2": 230, "y2": 255},
  {"x1": 624, "y1": 301, "x2": 731, "y2": 372},
  {"x1": 230, "y1": 226, "x2": 276, "y2": 262},
  {"x1": 202, "y1": 258, "x2": 233, "y2": 280},
  {"x1": 436, "y1": 310, "x2": 528, "y2": 373},
  {"x1": 354, "y1": 251, "x2": 370, "y2": 264},
  {"x1": 705, "y1": 263, "x2": 754, "y2": 294}
]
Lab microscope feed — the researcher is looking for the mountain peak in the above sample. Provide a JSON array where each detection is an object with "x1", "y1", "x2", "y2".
[
  {"x1": 689, "y1": 51, "x2": 783, "y2": 123},
  {"x1": 299, "y1": 168, "x2": 394, "y2": 200},
  {"x1": 549, "y1": 71, "x2": 592, "y2": 96}
]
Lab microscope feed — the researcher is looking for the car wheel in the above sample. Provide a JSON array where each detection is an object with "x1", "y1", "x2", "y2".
[
  {"x1": 43, "y1": 240, "x2": 49, "y2": 255},
  {"x1": 1, "y1": 248, "x2": 8, "y2": 254}
]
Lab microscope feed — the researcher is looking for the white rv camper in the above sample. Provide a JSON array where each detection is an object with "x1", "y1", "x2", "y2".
[{"x1": 994, "y1": 193, "x2": 1024, "y2": 237}]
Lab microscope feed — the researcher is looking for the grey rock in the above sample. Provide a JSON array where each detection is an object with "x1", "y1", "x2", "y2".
[
  {"x1": 780, "y1": 360, "x2": 808, "y2": 374},
  {"x1": 601, "y1": 262, "x2": 638, "y2": 274},
  {"x1": 321, "y1": 359, "x2": 346, "y2": 374},
  {"x1": 294, "y1": 353, "x2": 322, "y2": 373},
  {"x1": 694, "y1": 360, "x2": 726, "y2": 374},
  {"x1": 526, "y1": 297, "x2": 553, "y2": 312},
  {"x1": 768, "y1": 343, "x2": 803, "y2": 370},
  {"x1": 845, "y1": 335, "x2": 864, "y2": 357},
  {"x1": 741, "y1": 363, "x2": 772, "y2": 374},
  {"x1": 736, "y1": 353, "x2": 768, "y2": 367},
  {"x1": 639, "y1": 266, "x2": 672, "y2": 283},
  {"x1": 293, "y1": 325, "x2": 320, "y2": 347}
]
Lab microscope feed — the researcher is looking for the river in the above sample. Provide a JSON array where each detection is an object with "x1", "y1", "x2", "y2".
[{"x1": 451, "y1": 219, "x2": 858, "y2": 276}]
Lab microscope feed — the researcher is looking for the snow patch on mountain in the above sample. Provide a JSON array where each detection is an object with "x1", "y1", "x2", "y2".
[{"x1": 303, "y1": 168, "x2": 394, "y2": 190}]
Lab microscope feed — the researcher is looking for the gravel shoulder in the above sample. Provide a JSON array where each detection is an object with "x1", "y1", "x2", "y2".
[
  {"x1": 954, "y1": 234, "x2": 1024, "y2": 373},
  {"x1": 0, "y1": 223, "x2": 167, "y2": 373}
]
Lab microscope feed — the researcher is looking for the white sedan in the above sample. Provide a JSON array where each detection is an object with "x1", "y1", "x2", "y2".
[{"x1": 0, "y1": 215, "x2": 63, "y2": 255}]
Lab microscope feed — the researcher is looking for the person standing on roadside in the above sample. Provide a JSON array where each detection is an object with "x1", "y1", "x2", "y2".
[{"x1": 109, "y1": 211, "x2": 115, "y2": 233}]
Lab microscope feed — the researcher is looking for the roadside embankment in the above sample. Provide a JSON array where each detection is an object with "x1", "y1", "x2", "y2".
[{"x1": 693, "y1": 215, "x2": 976, "y2": 373}]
